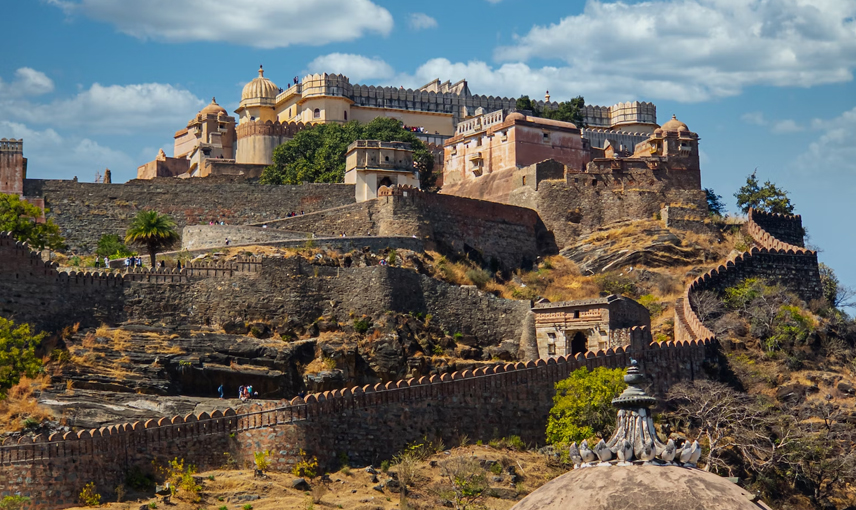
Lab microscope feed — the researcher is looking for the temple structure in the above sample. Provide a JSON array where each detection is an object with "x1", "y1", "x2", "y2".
[{"x1": 532, "y1": 295, "x2": 651, "y2": 358}]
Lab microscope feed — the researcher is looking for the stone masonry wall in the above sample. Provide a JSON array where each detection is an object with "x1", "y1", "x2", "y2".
[
  {"x1": 21, "y1": 179, "x2": 356, "y2": 253},
  {"x1": 510, "y1": 179, "x2": 707, "y2": 248},
  {"x1": 258, "y1": 191, "x2": 554, "y2": 270},
  {"x1": 0, "y1": 234, "x2": 530, "y2": 348},
  {"x1": 0, "y1": 332, "x2": 715, "y2": 510},
  {"x1": 676, "y1": 208, "x2": 821, "y2": 343}
]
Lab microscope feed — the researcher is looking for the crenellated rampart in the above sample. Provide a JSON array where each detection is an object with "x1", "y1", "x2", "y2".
[
  {"x1": 676, "y1": 208, "x2": 822, "y2": 342},
  {"x1": 0, "y1": 330, "x2": 714, "y2": 509}
]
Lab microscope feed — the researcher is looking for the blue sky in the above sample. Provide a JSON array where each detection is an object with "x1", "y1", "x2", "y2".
[{"x1": 3, "y1": 0, "x2": 856, "y2": 298}]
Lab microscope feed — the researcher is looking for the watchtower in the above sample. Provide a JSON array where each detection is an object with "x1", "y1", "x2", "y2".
[{"x1": 0, "y1": 138, "x2": 25, "y2": 195}]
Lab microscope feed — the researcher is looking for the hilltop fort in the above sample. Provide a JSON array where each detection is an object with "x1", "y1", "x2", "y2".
[{"x1": 0, "y1": 68, "x2": 827, "y2": 509}]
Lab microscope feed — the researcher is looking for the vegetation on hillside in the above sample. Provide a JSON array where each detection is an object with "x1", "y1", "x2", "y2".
[
  {"x1": 515, "y1": 95, "x2": 586, "y2": 127},
  {"x1": 96, "y1": 233, "x2": 134, "y2": 259},
  {"x1": 260, "y1": 117, "x2": 436, "y2": 189},
  {"x1": 0, "y1": 194, "x2": 65, "y2": 250},
  {"x1": 124, "y1": 210, "x2": 179, "y2": 268}
]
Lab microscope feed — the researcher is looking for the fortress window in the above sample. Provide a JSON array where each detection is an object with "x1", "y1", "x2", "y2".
[
  {"x1": 476, "y1": 137, "x2": 482, "y2": 147},
  {"x1": 542, "y1": 132, "x2": 550, "y2": 143},
  {"x1": 522, "y1": 176, "x2": 527, "y2": 186},
  {"x1": 385, "y1": 156, "x2": 389, "y2": 162},
  {"x1": 547, "y1": 343, "x2": 556, "y2": 356},
  {"x1": 574, "y1": 310, "x2": 580, "y2": 319},
  {"x1": 344, "y1": 111, "x2": 348, "y2": 121},
  {"x1": 313, "y1": 108, "x2": 320, "y2": 119}
]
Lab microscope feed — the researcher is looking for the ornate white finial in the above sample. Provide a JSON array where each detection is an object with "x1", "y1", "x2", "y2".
[
  {"x1": 545, "y1": 90, "x2": 551, "y2": 102},
  {"x1": 569, "y1": 359, "x2": 702, "y2": 470},
  {"x1": 211, "y1": 97, "x2": 216, "y2": 104}
]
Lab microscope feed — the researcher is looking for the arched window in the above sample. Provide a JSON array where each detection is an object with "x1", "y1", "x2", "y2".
[
  {"x1": 313, "y1": 108, "x2": 320, "y2": 119},
  {"x1": 571, "y1": 332, "x2": 587, "y2": 355},
  {"x1": 384, "y1": 156, "x2": 389, "y2": 162},
  {"x1": 344, "y1": 111, "x2": 348, "y2": 121}
]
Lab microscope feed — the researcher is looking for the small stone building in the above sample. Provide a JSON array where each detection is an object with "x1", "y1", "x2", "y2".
[
  {"x1": 533, "y1": 295, "x2": 651, "y2": 358},
  {"x1": 344, "y1": 140, "x2": 421, "y2": 202}
]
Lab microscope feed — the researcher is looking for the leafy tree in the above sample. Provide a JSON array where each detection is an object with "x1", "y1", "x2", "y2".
[
  {"x1": 124, "y1": 210, "x2": 179, "y2": 268},
  {"x1": 0, "y1": 194, "x2": 65, "y2": 251},
  {"x1": 260, "y1": 117, "x2": 436, "y2": 190},
  {"x1": 0, "y1": 317, "x2": 43, "y2": 398},
  {"x1": 95, "y1": 234, "x2": 134, "y2": 259},
  {"x1": 546, "y1": 367, "x2": 626, "y2": 445},
  {"x1": 704, "y1": 188, "x2": 726, "y2": 216},
  {"x1": 818, "y1": 263, "x2": 854, "y2": 310},
  {"x1": 541, "y1": 96, "x2": 586, "y2": 127},
  {"x1": 515, "y1": 95, "x2": 537, "y2": 113},
  {"x1": 734, "y1": 170, "x2": 795, "y2": 215}
]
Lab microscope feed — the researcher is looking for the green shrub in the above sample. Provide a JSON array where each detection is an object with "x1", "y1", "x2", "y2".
[
  {"x1": 465, "y1": 268, "x2": 491, "y2": 287},
  {"x1": 380, "y1": 460, "x2": 390, "y2": 473},
  {"x1": 254, "y1": 450, "x2": 271, "y2": 472},
  {"x1": 353, "y1": 319, "x2": 370, "y2": 334},
  {"x1": 291, "y1": 449, "x2": 318, "y2": 478},
  {"x1": 388, "y1": 249, "x2": 397, "y2": 265},
  {"x1": 78, "y1": 482, "x2": 101, "y2": 507},
  {"x1": 637, "y1": 294, "x2": 665, "y2": 317},
  {"x1": 490, "y1": 463, "x2": 503, "y2": 475},
  {"x1": 0, "y1": 495, "x2": 31, "y2": 510},
  {"x1": 594, "y1": 273, "x2": 636, "y2": 297},
  {"x1": 96, "y1": 234, "x2": 133, "y2": 259}
]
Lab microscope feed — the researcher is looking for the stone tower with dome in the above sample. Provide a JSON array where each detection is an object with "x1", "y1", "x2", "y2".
[{"x1": 234, "y1": 65, "x2": 291, "y2": 165}]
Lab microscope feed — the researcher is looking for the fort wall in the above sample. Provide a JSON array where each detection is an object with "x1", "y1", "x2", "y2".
[
  {"x1": 20, "y1": 179, "x2": 356, "y2": 253},
  {"x1": 0, "y1": 233, "x2": 530, "y2": 347},
  {"x1": 675, "y1": 208, "x2": 822, "y2": 343},
  {"x1": 256, "y1": 191, "x2": 555, "y2": 270},
  {"x1": 509, "y1": 178, "x2": 707, "y2": 247},
  {"x1": 0, "y1": 333, "x2": 714, "y2": 510}
]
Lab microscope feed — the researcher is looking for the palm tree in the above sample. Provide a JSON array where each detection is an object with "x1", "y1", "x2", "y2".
[{"x1": 124, "y1": 210, "x2": 179, "y2": 268}]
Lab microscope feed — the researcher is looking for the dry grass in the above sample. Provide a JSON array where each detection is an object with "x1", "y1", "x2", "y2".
[
  {"x1": 0, "y1": 376, "x2": 55, "y2": 432},
  {"x1": 60, "y1": 445, "x2": 564, "y2": 510}
]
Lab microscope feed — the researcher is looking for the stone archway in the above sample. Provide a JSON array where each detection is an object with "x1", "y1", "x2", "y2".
[
  {"x1": 378, "y1": 176, "x2": 393, "y2": 188},
  {"x1": 570, "y1": 331, "x2": 588, "y2": 356}
]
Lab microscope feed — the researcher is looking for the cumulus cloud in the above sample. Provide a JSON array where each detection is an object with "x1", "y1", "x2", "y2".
[
  {"x1": 771, "y1": 119, "x2": 804, "y2": 134},
  {"x1": 491, "y1": 0, "x2": 856, "y2": 102},
  {"x1": 408, "y1": 13, "x2": 438, "y2": 30},
  {"x1": 2, "y1": 81, "x2": 204, "y2": 134},
  {"x1": 0, "y1": 120, "x2": 133, "y2": 180},
  {"x1": 0, "y1": 68, "x2": 54, "y2": 97},
  {"x1": 798, "y1": 107, "x2": 856, "y2": 175},
  {"x1": 51, "y1": 0, "x2": 393, "y2": 48},
  {"x1": 741, "y1": 112, "x2": 766, "y2": 126},
  {"x1": 306, "y1": 53, "x2": 395, "y2": 83},
  {"x1": 390, "y1": 58, "x2": 702, "y2": 106}
]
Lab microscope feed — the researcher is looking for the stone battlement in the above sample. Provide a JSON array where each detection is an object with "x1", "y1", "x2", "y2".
[
  {"x1": 0, "y1": 330, "x2": 715, "y2": 509},
  {"x1": 235, "y1": 119, "x2": 311, "y2": 140},
  {"x1": 0, "y1": 138, "x2": 23, "y2": 153},
  {"x1": 676, "y1": 208, "x2": 822, "y2": 343}
]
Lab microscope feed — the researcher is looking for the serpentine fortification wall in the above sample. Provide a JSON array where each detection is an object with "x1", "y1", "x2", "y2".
[
  {"x1": 0, "y1": 329, "x2": 715, "y2": 510},
  {"x1": 676, "y1": 208, "x2": 822, "y2": 343}
]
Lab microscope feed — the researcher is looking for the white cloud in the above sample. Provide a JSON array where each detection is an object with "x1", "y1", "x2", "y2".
[
  {"x1": 0, "y1": 121, "x2": 133, "y2": 180},
  {"x1": 2, "y1": 81, "x2": 204, "y2": 134},
  {"x1": 771, "y1": 119, "x2": 804, "y2": 134},
  {"x1": 798, "y1": 106, "x2": 856, "y2": 175},
  {"x1": 390, "y1": 58, "x2": 705, "y2": 106},
  {"x1": 490, "y1": 0, "x2": 856, "y2": 102},
  {"x1": 0, "y1": 68, "x2": 54, "y2": 97},
  {"x1": 53, "y1": 0, "x2": 393, "y2": 48},
  {"x1": 408, "y1": 13, "x2": 438, "y2": 30},
  {"x1": 741, "y1": 112, "x2": 766, "y2": 126},
  {"x1": 306, "y1": 54, "x2": 395, "y2": 83}
]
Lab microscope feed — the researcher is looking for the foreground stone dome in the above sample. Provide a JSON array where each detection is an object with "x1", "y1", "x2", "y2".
[{"x1": 511, "y1": 465, "x2": 771, "y2": 510}]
